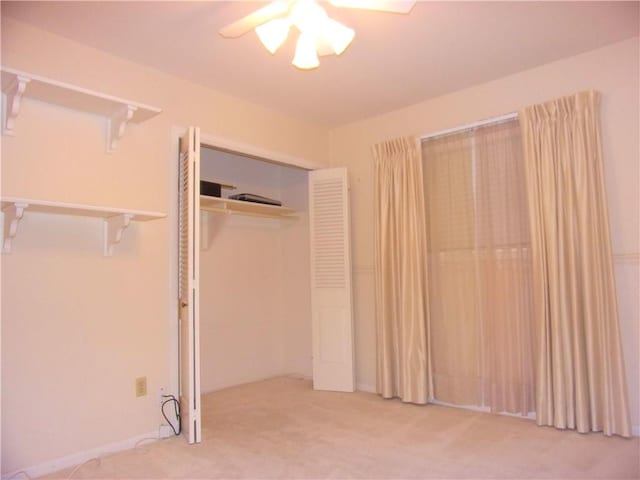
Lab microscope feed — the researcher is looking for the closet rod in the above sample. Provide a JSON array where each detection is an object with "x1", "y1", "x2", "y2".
[{"x1": 420, "y1": 112, "x2": 518, "y2": 142}]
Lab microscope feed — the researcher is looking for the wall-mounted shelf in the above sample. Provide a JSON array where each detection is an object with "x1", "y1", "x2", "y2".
[
  {"x1": 1, "y1": 66, "x2": 162, "y2": 153},
  {"x1": 1, "y1": 197, "x2": 166, "y2": 256},
  {"x1": 200, "y1": 196, "x2": 296, "y2": 219}
]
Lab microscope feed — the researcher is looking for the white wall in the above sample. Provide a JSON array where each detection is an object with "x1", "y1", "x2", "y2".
[
  {"x1": 280, "y1": 172, "x2": 312, "y2": 378},
  {"x1": 1, "y1": 18, "x2": 326, "y2": 475},
  {"x1": 329, "y1": 37, "x2": 640, "y2": 431},
  {"x1": 198, "y1": 150, "x2": 311, "y2": 393}
]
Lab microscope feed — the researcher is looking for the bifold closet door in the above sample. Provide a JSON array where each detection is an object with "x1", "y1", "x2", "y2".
[
  {"x1": 178, "y1": 126, "x2": 201, "y2": 443},
  {"x1": 309, "y1": 167, "x2": 355, "y2": 392}
]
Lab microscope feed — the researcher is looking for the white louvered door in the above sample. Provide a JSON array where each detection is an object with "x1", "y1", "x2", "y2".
[
  {"x1": 178, "y1": 127, "x2": 201, "y2": 443},
  {"x1": 309, "y1": 167, "x2": 355, "y2": 392}
]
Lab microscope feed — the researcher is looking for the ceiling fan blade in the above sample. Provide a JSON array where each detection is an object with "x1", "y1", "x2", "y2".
[
  {"x1": 219, "y1": 0, "x2": 292, "y2": 38},
  {"x1": 328, "y1": 0, "x2": 416, "y2": 14}
]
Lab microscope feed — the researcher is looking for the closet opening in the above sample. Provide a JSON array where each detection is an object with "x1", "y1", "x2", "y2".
[{"x1": 197, "y1": 144, "x2": 313, "y2": 399}]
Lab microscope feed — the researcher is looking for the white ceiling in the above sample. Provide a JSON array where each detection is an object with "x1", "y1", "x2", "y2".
[{"x1": 2, "y1": 1, "x2": 638, "y2": 126}]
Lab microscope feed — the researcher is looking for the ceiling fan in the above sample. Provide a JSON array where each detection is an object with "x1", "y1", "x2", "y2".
[{"x1": 219, "y1": 0, "x2": 416, "y2": 70}]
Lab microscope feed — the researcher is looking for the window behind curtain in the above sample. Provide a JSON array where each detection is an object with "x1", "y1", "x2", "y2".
[{"x1": 422, "y1": 119, "x2": 535, "y2": 415}]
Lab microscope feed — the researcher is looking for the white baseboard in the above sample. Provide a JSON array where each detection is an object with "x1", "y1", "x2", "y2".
[
  {"x1": 356, "y1": 382, "x2": 376, "y2": 393},
  {"x1": 429, "y1": 398, "x2": 536, "y2": 420},
  {"x1": 287, "y1": 374, "x2": 373, "y2": 394},
  {"x1": 287, "y1": 376, "x2": 375, "y2": 394},
  {"x1": 285, "y1": 372, "x2": 313, "y2": 382},
  {"x1": 202, "y1": 373, "x2": 313, "y2": 395},
  {"x1": 430, "y1": 400, "x2": 639, "y2": 436},
  {"x1": 2, "y1": 430, "x2": 159, "y2": 480},
  {"x1": 285, "y1": 374, "x2": 374, "y2": 394}
]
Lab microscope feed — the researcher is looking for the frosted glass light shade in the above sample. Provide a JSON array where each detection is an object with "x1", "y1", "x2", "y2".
[
  {"x1": 256, "y1": 18, "x2": 291, "y2": 54},
  {"x1": 323, "y1": 19, "x2": 355, "y2": 55},
  {"x1": 292, "y1": 32, "x2": 320, "y2": 69},
  {"x1": 289, "y1": 0, "x2": 329, "y2": 34},
  {"x1": 252, "y1": 0, "x2": 355, "y2": 69}
]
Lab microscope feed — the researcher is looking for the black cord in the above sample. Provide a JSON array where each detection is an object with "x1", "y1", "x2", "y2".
[
  {"x1": 161, "y1": 394, "x2": 181, "y2": 435},
  {"x1": 161, "y1": 396, "x2": 180, "y2": 435}
]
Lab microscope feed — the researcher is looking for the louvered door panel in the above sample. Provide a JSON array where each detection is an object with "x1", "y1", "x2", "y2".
[
  {"x1": 313, "y1": 179, "x2": 345, "y2": 288},
  {"x1": 178, "y1": 127, "x2": 201, "y2": 443},
  {"x1": 309, "y1": 167, "x2": 355, "y2": 392}
]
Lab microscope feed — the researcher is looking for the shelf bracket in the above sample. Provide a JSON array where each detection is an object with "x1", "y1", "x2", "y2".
[
  {"x1": 2, "y1": 202, "x2": 28, "y2": 253},
  {"x1": 106, "y1": 104, "x2": 137, "y2": 153},
  {"x1": 104, "y1": 213, "x2": 133, "y2": 256},
  {"x1": 2, "y1": 74, "x2": 31, "y2": 136}
]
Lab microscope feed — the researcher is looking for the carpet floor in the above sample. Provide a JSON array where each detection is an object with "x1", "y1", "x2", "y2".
[{"x1": 45, "y1": 376, "x2": 640, "y2": 479}]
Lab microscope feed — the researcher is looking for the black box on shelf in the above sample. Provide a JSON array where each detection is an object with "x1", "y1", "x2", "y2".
[{"x1": 200, "y1": 181, "x2": 221, "y2": 198}]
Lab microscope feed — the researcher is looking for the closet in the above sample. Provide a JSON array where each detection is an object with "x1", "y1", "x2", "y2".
[
  {"x1": 177, "y1": 127, "x2": 355, "y2": 444},
  {"x1": 199, "y1": 145, "x2": 311, "y2": 392}
]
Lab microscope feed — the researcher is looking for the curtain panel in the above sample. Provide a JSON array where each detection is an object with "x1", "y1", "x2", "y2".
[
  {"x1": 373, "y1": 136, "x2": 433, "y2": 404},
  {"x1": 520, "y1": 91, "x2": 632, "y2": 437},
  {"x1": 423, "y1": 121, "x2": 536, "y2": 415}
]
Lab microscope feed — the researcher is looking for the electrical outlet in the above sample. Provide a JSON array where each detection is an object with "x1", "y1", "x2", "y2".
[
  {"x1": 159, "y1": 386, "x2": 166, "y2": 405},
  {"x1": 135, "y1": 376, "x2": 147, "y2": 397}
]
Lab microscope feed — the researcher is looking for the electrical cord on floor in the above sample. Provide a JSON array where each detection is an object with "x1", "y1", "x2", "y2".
[
  {"x1": 66, "y1": 457, "x2": 101, "y2": 479},
  {"x1": 161, "y1": 394, "x2": 181, "y2": 435},
  {"x1": 64, "y1": 436, "x2": 161, "y2": 480},
  {"x1": 134, "y1": 437, "x2": 160, "y2": 449},
  {"x1": 6, "y1": 471, "x2": 32, "y2": 480}
]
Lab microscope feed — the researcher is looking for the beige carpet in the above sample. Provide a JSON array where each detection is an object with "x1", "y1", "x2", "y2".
[{"x1": 45, "y1": 377, "x2": 639, "y2": 479}]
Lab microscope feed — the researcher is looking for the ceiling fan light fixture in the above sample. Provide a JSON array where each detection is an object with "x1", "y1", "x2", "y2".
[
  {"x1": 220, "y1": 0, "x2": 417, "y2": 70},
  {"x1": 323, "y1": 19, "x2": 355, "y2": 55},
  {"x1": 255, "y1": 18, "x2": 291, "y2": 54},
  {"x1": 289, "y1": 0, "x2": 329, "y2": 34},
  {"x1": 292, "y1": 32, "x2": 320, "y2": 70}
]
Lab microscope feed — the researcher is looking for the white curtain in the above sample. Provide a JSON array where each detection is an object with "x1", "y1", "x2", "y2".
[
  {"x1": 373, "y1": 136, "x2": 433, "y2": 404},
  {"x1": 520, "y1": 91, "x2": 632, "y2": 436},
  {"x1": 422, "y1": 120, "x2": 536, "y2": 415}
]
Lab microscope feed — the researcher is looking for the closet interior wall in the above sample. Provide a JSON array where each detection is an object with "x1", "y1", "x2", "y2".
[{"x1": 199, "y1": 147, "x2": 312, "y2": 393}]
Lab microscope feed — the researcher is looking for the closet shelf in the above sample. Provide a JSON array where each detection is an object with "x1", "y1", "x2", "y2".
[
  {"x1": 1, "y1": 197, "x2": 166, "y2": 256},
  {"x1": 200, "y1": 196, "x2": 296, "y2": 219},
  {"x1": 1, "y1": 66, "x2": 162, "y2": 152}
]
